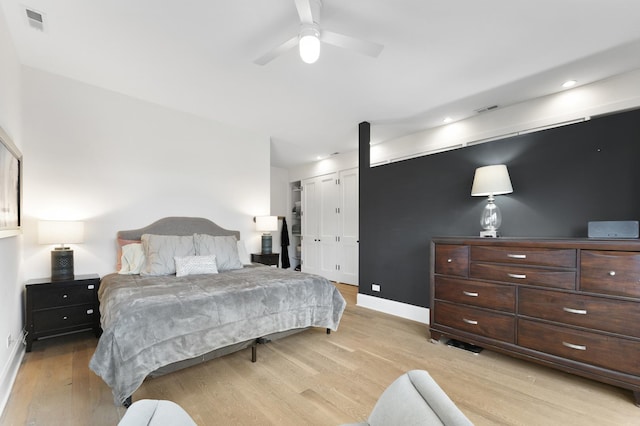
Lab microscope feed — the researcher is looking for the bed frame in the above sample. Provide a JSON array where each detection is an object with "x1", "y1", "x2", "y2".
[{"x1": 114, "y1": 217, "x2": 329, "y2": 407}]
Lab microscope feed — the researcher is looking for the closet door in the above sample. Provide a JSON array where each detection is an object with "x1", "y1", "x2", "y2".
[
  {"x1": 317, "y1": 174, "x2": 339, "y2": 281},
  {"x1": 301, "y1": 176, "x2": 321, "y2": 276},
  {"x1": 302, "y1": 173, "x2": 339, "y2": 280},
  {"x1": 301, "y1": 170, "x2": 357, "y2": 283},
  {"x1": 336, "y1": 168, "x2": 359, "y2": 285}
]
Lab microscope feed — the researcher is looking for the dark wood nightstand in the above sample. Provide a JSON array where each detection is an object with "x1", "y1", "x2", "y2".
[
  {"x1": 251, "y1": 253, "x2": 280, "y2": 267},
  {"x1": 25, "y1": 274, "x2": 101, "y2": 352}
]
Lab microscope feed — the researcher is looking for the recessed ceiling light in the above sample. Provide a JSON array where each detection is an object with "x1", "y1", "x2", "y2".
[
  {"x1": 562, "y1": 80, "x2": 577, "y2": 88},
  {"x1": 443, "y1": 117, "x2": 453, "y2": 124}
]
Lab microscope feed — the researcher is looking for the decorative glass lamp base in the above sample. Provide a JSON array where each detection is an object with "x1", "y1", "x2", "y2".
[
  {"x1": 480, "y1": 230, "x2": 499, "y2": 238},
  {"x1": 261, "y1": 234, "x2": 273, "y2": 254},
  {"x1": 51, "y1": 248, "x2": 75, "y2": 281}
]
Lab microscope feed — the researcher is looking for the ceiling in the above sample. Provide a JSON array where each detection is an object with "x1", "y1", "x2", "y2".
[{"x1": 3, "y1": 0, "x2": 640, "y2": 168}]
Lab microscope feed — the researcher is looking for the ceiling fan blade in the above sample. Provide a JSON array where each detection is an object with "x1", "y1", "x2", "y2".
[
  {"x1": 321, "y1": 30, "x2": 384, "y2": 58},
  {"x1": 254, "y1": 35, "x2": 299, "y2": 65},
  {"x1": 294, "y1": 0, "x2": 318, "y2": 24}
]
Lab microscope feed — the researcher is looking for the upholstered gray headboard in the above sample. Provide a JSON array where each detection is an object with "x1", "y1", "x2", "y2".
[{"x1": 117, "y1": 217, "x2": 240, "y2": 240}]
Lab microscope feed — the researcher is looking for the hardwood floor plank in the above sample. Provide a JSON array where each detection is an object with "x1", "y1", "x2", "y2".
[{"x1": 2, "y1": 283, "x2": 639, "y2": 425}]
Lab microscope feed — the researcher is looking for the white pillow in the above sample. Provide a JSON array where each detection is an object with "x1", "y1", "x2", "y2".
[
  {"x1": 174, "y1": 255, "x2": 218, "y2": 277},
  {"x1": 118, "y1": 243, "x2": 146, "y2": 275},
  {"x1": 237, "y1": 240, "x2": 251, "y2": 265},
  {"x1": 141, "y1": 234, "x2": 196, "y2": 276},
  {"x1": 193, "y1": 234, "x2": 243, "y2": 271}
]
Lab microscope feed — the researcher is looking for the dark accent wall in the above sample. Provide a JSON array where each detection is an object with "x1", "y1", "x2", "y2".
[{"x1": 359, "y1": 108, "x2": 640, "y2": 308}]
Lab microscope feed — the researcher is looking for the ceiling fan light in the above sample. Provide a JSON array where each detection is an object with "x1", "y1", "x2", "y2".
[{"x1": 299, "y1": 33, "x2": 320, "y2": 64}]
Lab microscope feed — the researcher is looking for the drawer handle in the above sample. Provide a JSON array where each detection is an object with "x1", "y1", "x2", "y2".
[
  {"x1": 463, "y1": 318, "x2": 478, "y2": 325},
  {"x1": 608, "y1": 271, "x2": 616, "y2": 277},
  {"x1": 563, "y1": 307, "x2": 587, "y2": 315},
  {"x1": 562, "y1": 341, "x2": 586, "y2": 351},
  {"x1": 88, "y1": 284, "x2": 95, "y2": 290},
  {"x1": 63, "y1": 316, "x2": 68, "y2": 320},
  {"x1": 87, "y1": 309, "x2": 94, "y2": 315},
  {"x1": 507, "y1": 254, "x2": 527, "y2": 259},
  {"x1": 463, "y1": 291, "x2": 479, "y2": 297},
  {"x1": 447, "y1": 258, "x2": 453, "y2": 263},
  {"x1": 507, "y1": 273, "x2": 527, "y2": 279},
  {"x1": 62, "y1": 294, "x2": 68, "y2": 299}
]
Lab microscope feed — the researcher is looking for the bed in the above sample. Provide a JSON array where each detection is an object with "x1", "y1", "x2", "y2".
[{"x1": 89, "y1": 217, "x2": 346, "y2": 405}]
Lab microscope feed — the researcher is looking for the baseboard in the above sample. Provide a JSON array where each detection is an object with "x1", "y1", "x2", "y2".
[
  {"x1": 0, "y1": 340, "x2": 25, "y2": 419},
  {"x1": 356, "y1": 293, "x2": 430, "y2": 324}
]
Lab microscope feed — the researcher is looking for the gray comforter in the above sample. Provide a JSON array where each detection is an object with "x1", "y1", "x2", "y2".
[{"x1": 89, "y1": 266, "x2": 346, "y2": 404}]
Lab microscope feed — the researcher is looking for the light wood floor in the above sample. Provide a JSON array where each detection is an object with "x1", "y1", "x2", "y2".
[{"x1": 2, "y1": 283, "x2": 639, "y2": 425}]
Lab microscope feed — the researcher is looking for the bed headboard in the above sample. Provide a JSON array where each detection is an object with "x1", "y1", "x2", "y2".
[{"x1": 117, "y1": 217, "x2": 240, "y2": 240}]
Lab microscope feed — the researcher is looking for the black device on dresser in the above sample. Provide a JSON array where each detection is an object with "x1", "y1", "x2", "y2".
[
  {"x1": 25, "y1": 273, "x2": 101, "y2": 352},
  {"x1": 251, "y1": 253, "x2": 280, "y2": 267}
]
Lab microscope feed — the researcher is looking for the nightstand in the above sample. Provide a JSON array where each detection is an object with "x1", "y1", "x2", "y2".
[
  {"x1": 25, "y1": 274, "x2": 101, "y2": 352},
  {"x1": 251, "y1": 253, "x2": 280, "y2": 267}
]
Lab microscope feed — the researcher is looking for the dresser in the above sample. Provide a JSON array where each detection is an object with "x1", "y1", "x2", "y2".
[
  {"x1": 25, "y1": 274, "x2": 101, "y2": 352},
  {"x1": 430, "y1": 237, "x2": 640, "y2": 406}
]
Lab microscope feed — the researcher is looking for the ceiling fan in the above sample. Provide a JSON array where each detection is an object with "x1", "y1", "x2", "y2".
[{"x1": 254, "y1": 0, "x2": 384, "y2": 65}]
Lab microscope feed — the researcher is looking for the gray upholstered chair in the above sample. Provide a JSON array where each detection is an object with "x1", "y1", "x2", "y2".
[
  {"x1": 118, "y1": 399, "x2": 197, "y2": 426},
  {"x1": 342, "y1": 370, "x2": 473, "y2": 426}
]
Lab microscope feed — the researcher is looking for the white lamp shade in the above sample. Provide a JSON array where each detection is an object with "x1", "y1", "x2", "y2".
[
  {"x1": 299, "y1": 32, "x2": 320, "y2": 64},
  {"x1": 255, "y1": 216, "x2": 278, "y2": 232},
  {"x1": 471, "y1": 164, "x2": 513, "y2": 196},
  {"x1": 38, "y1": 221, "x2": 85, "y2": 245}
]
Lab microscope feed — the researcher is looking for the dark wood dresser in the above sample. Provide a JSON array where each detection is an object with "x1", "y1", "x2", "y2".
[
  {"x1": 430, "y1": 237, "x2": 640, "y2": 406},
  {"x1": 25, "y1": 274, "x2": 101, "y2": 352}
]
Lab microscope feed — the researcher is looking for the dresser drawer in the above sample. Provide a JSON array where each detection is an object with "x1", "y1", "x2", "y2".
[
  {"x1": 580, "y1": 250, "x2": 640, "y2": 298},
  {"x1": 33, "y1": 305, "x2": 97, "y2": 332},
  {"x1": 434, "y1": 244, "x2": 469, "y2": 277},
  {"x1": 470, "y1": 263, "x2": 576, "y2": 289},
  {"x1": 518, "y1": 287, "x2": 640, "y2": 338},
  {"x1": 471, "y1": 246, "x2": 576, "y2": 268},
  {"x1": 433, "y1": 301, "x2": 515, "y2": 343},
  {"x1": 434, "y1": 276, "x2": 515, "y2": 312},
  {"x1": 31, "y1": 283, "x2": 97, "y2": 309},
  {"x1": 518, "y1": 319, "x2": 640, "y2": 376}
]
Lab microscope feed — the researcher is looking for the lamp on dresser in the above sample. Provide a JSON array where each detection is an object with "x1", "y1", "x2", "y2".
[
  {"x1": 38, "y1": 220, "x2": 85, "y2": 281},
  {"x1": 255, "y1": 216, "x2": 278, "y2": 254},
  {"x1": 471, "y1": 164, "x2": 513, "y2": 237}
]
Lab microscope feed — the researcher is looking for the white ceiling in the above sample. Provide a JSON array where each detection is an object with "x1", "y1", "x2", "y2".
[{"x1": 3, "y1": 0, "x2": 640, "y2": 168}]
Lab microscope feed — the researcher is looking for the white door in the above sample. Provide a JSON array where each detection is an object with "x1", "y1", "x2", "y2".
[
  {"x1": 317, "y1": 174, "x2": 339, "y2": 281},
  {"x1": 301, "y1": 176, "x2": 320, "y2": 275},
  {"x1": 337, "y1": 168, "x2": 359, "y2": 285}
]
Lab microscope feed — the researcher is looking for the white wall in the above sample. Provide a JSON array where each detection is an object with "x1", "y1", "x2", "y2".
[
  {"x1": 288, "y1": 150, "x2": 358, "y2": 182},
  {"x1": 20, "y1": 67, "x2": 271, "y2": 279},
  {"x1": 0, "y1": 2, "x2": 24, "y2": 416}
]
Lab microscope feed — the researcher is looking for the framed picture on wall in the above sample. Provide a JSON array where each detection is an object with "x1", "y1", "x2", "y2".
[{"x1": 0, "y1": 126, "x2": 21, "y2": 238}]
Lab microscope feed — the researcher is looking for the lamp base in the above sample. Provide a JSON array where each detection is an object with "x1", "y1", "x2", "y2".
[
  {"x1": 51, "y1": 247, "x2": 74, "y2": 281},
  {"x1": 261, "y1": 234, "x2": 273, "y2": 254},
  {"x1": 480, "y1": 230, "x2": 499, "y2": 238}
]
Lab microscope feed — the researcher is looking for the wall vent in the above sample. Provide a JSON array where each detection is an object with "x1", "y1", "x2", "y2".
[
  {"x1": 475, "y1": 105, "x2": 499, "y2": 114},
  {"x1": 25, "y1": 8, "x2": 44, "y2": 31}
]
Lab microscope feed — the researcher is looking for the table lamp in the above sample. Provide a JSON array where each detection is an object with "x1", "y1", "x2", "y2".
[
  {"x1": 255, "y1": 216, "x2": 278, "y2": 254},
  {"x1": 38, "y1": 220, "x2": 85, "y2": 280},
  {"x1": 471, "y1": 164, "x2": 513, "y2": 238}
]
